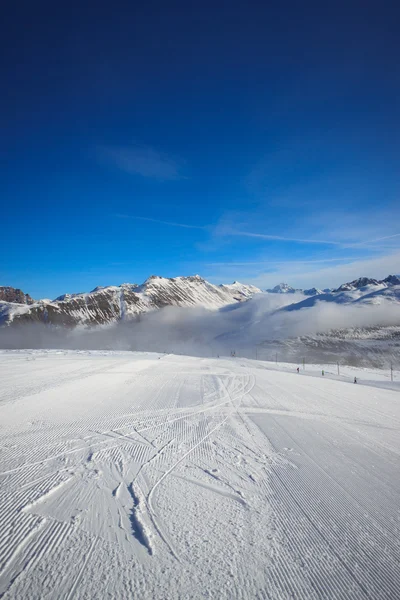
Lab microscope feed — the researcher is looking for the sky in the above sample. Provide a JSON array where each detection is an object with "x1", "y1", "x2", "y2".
[{"x1": 1, "y1": 0, "x2": 399, "y2": 299}]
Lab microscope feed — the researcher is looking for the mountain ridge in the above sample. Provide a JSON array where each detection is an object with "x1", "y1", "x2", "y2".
[
  {"x1": 0, "y1": 276, "x2": 262, "y2": 327},
  {"x1": 1, "y1": 273, "x2": 399, "y2": 329},
  {"x1": 266, "y1": 275, "x2": 400, "y2": 294}
]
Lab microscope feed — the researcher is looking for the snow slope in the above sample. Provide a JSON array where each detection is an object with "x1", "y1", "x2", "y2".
[{"x1": 0, "y1": 351, "x2": 399, "y2": 599}]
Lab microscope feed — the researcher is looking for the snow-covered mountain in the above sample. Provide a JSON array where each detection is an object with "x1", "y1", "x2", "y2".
[
  {"x1": 0, "y1": 276, "x2": 262, "y2": 327},
  {"x1": 266, "y1": 275, "x2": 400, "y2": 300},
  {"x1": 266, "y1": 283, "x2": 297, "y2": 294},
  {"x1": 280, "y1": 281, "x2": 400, "y2": 312},
  {"x1": 267, "y1": 283, "x2": 323, "y2": 295},
  {"x1": 303, "y1": 287, "x2": 323, "y2": 296},
  {"x1": 334, "y1": 277, "x2": 380, "y2": 292}
]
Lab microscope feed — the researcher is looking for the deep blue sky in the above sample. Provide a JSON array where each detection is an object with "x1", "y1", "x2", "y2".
[{"x1": 1, "y1": 0, "x2": 399, "y2": 298}]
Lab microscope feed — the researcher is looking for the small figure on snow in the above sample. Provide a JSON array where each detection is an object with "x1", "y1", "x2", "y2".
[
  {"x1": 297, "y1": 367, "x2": 300, "y2": 373},
  {"x1": 354, "y1": 377, "x2": 357, "y2": 384},
  {"x1": 322, "y1": 370, "x2": 325, "y2": 376}
]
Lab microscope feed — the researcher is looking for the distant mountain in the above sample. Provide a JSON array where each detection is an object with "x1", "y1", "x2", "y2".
[
  {"x1": 267, "y1": 283, "x2": 297, "y2": 294},
  {"x1": 280, "y1": 275, "x2": 400, "y2": 313},
  {"x1": 303, "y1": 287, "x2": 323, "y2": 296},
  {"x1": 267, "y1": 284, "x2": 323, "y2": 296},
  {"x1": 383, "y1": 275, "x2": 400, "y2": 286},
  {"x1": 266, "y1": 275, "x2": 400, "y2": 297},
  {"x1": 332, "y1": 275, "x2": 400, "y2": 294},
  {"x1": 334, "y1": 277, "x2": 380, "y2": 292},
  {"x1": 0, "y1": 276, "x2": 261, "y2": 327}
]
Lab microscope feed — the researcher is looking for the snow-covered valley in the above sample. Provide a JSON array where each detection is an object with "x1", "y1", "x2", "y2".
[{"x1": 0, "y1": 351, "x2": 399, "y2": 599}]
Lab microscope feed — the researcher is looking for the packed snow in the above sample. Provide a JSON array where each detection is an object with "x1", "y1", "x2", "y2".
[{"x1": 0, "y1": 351, "x2": 399, "y2": 599}]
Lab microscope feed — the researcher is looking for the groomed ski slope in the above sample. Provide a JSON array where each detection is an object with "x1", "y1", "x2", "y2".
[{"x1": 0, "y1": 351, "x2": 399, "y2": 599}]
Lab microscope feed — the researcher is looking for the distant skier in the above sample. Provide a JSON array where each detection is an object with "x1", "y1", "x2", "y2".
[
  {"x1": 354, "y1": 376, "x2": 357, "y2": 384},
  {"x1": 297, "y1": 367, "x2": 300, "y2": 373},
  {"x1": 322, "y1": 370, "x2": 325, "y2": 376}
]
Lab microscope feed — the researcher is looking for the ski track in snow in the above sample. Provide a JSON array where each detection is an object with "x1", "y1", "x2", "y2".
[{"x1": 0, "y1": 351, "x2": 399, "y2": 598}]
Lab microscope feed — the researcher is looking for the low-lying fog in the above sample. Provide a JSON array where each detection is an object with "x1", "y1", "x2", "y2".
[{"x1": 1, "y1": 293, "x2": 400, "y2": 360}]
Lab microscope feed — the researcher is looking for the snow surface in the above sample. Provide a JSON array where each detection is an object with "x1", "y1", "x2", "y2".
[{"x1": 0, "y1": 351, "x2": 399, "y2": 599}]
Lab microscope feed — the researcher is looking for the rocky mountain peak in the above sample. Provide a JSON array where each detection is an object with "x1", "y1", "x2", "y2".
[
  {"x1": 267, "y1": 283, "x2": 296, "y2": 294},
  {"x1": 335, "y1": 277, "x2": 380, "y2": 292},
  {"x1": 383, "y1": 275, "x2": 400, "y2": 286},
  {"x1": 0, "y1": 287, "x2": 34, "y2": 305},
  {"x1": 303, "y1": 288, "x2": 323, "y2": 296}
]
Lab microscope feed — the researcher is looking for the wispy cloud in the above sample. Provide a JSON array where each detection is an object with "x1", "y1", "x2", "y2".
[
  {"x1": 116, "y1": 214, "x2": 346, "y2": 246},
  {"x1": 115, "y1": 214, "x2": 206, "y2": 230},
  {"x1": 296, "y1": 207, "x2": 400, "y2": 248},
  {"x1": 207, "y1": 256, "x2": 374, "y2": 267},
  {"x1": 227, "y1": 229, "x2": 342, "y2": 246},
  {"x1": 114, "y1": 212, "x2": 400, "y2": 253},
  {"x1": 346, "y1": 232, "x2": 400, "y2": 248},
  {"x1": 97, "y1": 145, "x2": 184, "y2": 180}
]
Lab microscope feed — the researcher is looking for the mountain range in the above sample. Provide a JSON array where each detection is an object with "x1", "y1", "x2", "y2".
[
  {"x1": 0, "y1": 276, "x2": 261, "y2": 327},
  {"x1": 280, "y1": 276, "x2": 400, "y2": 312},
  {"x1": 0, "y1": 274, "x2": 399, "y2": 329},
  {"x1": 267, "y1": 275, "x2": 400, "y2": 295}
]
